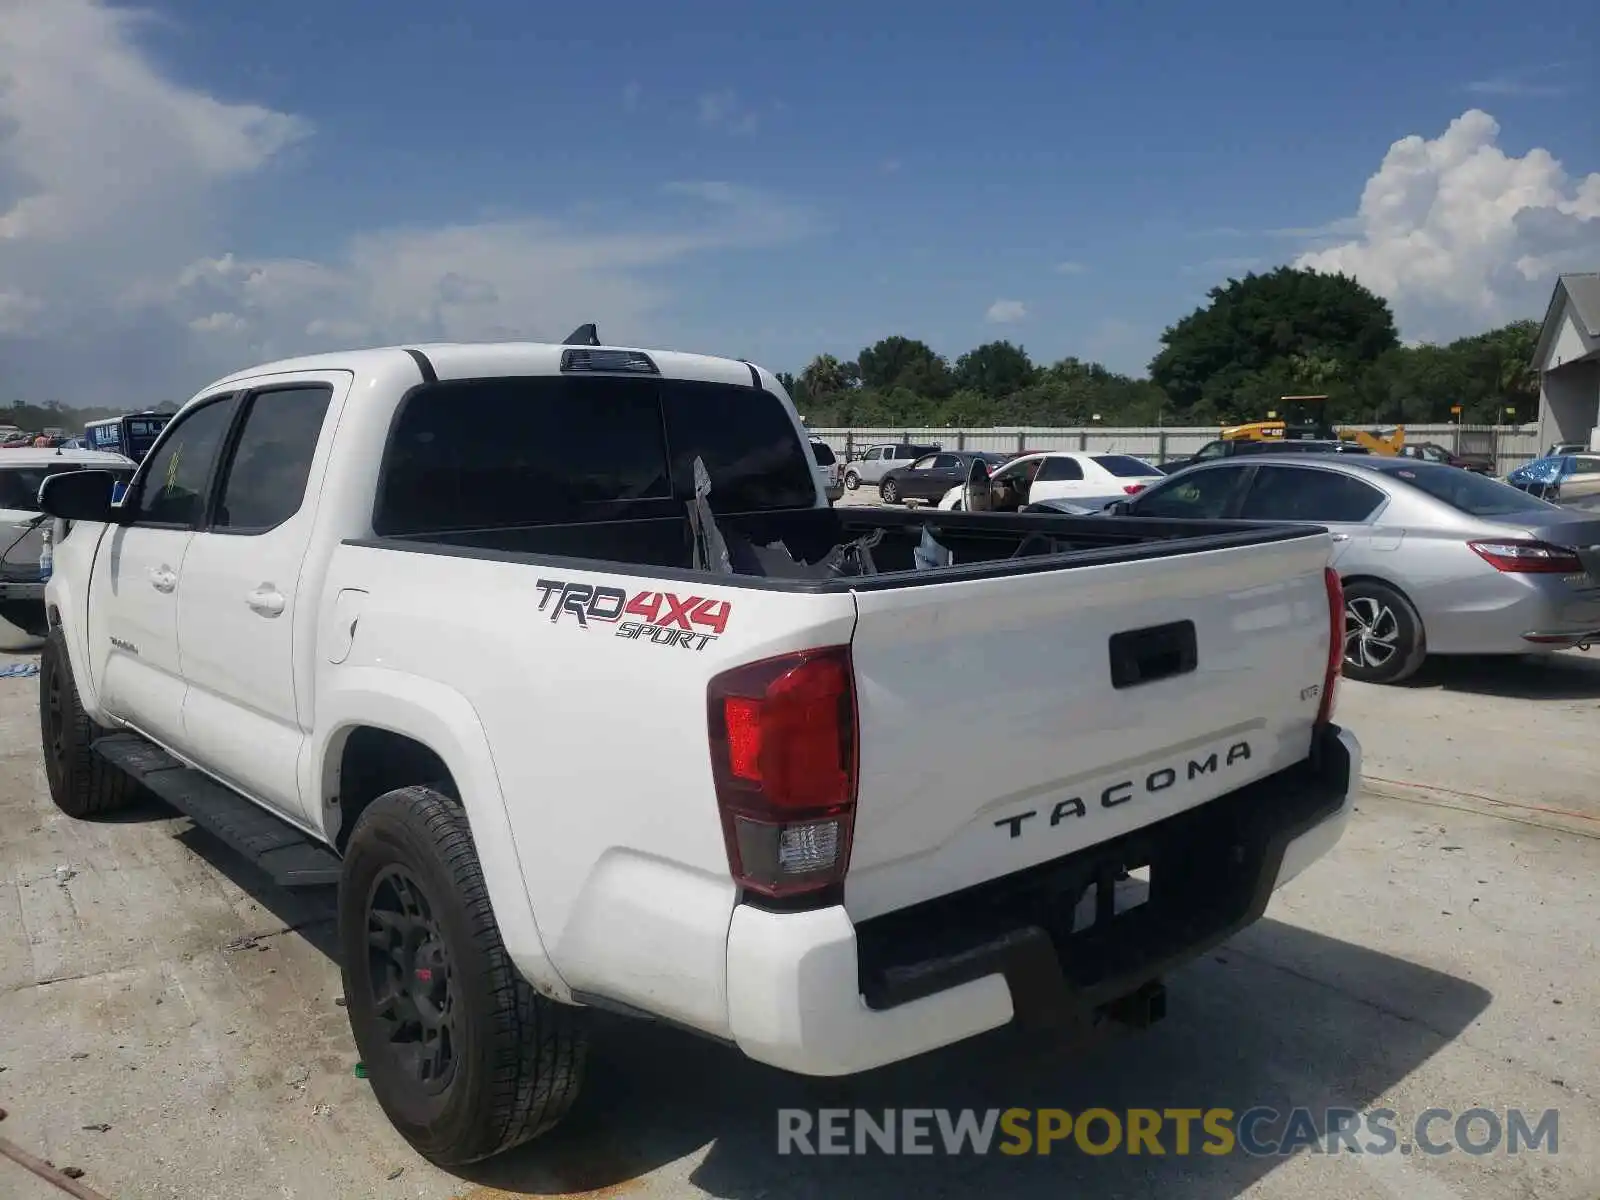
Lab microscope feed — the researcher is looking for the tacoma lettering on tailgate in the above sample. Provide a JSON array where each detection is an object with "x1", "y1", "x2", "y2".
[
  {"x1": 534, "y1": 578, "x2": 731, "y2": 652},
  {"x1": 993, "y1": 741, "x2": 1252, "y2": 838}
]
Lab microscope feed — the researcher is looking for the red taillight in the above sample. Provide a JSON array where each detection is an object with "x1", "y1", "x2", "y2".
[
  {"x1": 707, "y1": 646, "x2": 857, "y2": 901},
  {"x1": 1123, "y1": 484, "x2": 1147, "y2": 495},
  {"x1": 1468, "y1": 539, "x2": 1583, "y2": 574},
  {"x1": 1317, "y1": 567, "x2": 1343, "y2": 727}
]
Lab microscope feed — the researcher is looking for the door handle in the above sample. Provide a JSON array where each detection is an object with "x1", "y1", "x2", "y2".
[
  {"x1": 148, "y1": 566, "x2": 177, "y2": 593},
  {"x1": 247, "y1": 586, "x2": 286, "y2": 618},
  {"x1": 1330, "y1": 533, "x2": 1351, "y2": 542}
]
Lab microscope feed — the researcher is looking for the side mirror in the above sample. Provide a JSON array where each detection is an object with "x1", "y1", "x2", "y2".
[
  {"x1": 1106, "y1": 499, "x2": 1131, "y2": 516},
  {"x1": 39, "y1": 470, "x2": 126, "y2": 524}
]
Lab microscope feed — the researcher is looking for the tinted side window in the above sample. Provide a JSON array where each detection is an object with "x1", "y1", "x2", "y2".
[
  {"x1": 863, "y1": 448, "x2": 881, "y2": 461},
  {"x1": 661, "y1": 380, "x2": 817, "y2": 512},
  {"x1": 1130, "y1": 466, "x2": 1250, "y2": 519},
  {"x1": 1036, "y1": 456, "x2": 1084, "y2": 482},
  {"x1": 809, "y1": 441, "x2": 836, "y2": 465},
  {"x1": 214, "y1": 386, "x2": 333, "y2": 531},
  {"x1": 933, "y1": 454, "x2": 961, "y2": 469},
  {"x1": 1239, "y1": 466, "x2": 1385, "y2": 523},
  {"x1": 0, "y1": 466, "x2": 83, "y2": 511},
  {"x1": 375, "y1": 377, "x2": 672, "y2": 535},
  {"x1": 133, "y1": 398, "x2": 237, "y2": 526}
]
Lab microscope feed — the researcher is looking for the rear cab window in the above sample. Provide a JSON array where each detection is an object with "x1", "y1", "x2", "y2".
[
  {"x1": 373, "y1": 375, "x2": 817, "y2": 535},
  {"x1": 0, "y1": 464, "x2": 135, "y2": 513},
  {"x1": 1091, "y1": 455, "x2": 1157, "y2": 478}
]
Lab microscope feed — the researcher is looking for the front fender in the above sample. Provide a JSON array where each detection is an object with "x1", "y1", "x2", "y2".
[
  {"x1": 44, "y1": 523, "x2": 109, "y2": 724},
  {"x1": 311, "y1": 668, "x2": 570, "y2": 1002}
]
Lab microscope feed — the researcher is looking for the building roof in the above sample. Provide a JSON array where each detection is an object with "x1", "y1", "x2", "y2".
[{"x1": 1533, "y1": 272, "x2": 1600, "y2": 370}]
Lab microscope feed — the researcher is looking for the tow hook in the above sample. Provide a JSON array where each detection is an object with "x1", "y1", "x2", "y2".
[{"x1": 1104, "y1": 979, "x2": 1167, "y2": 1030}]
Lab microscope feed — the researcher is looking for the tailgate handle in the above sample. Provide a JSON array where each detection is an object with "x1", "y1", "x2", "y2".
[{"x1": 1109, "y1": 620, "x2": 1197, "y2": 689}]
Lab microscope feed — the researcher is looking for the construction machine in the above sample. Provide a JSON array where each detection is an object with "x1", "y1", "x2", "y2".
[{"x1": 1219, "y1": 395, "x2": 1403, "y2": 455}]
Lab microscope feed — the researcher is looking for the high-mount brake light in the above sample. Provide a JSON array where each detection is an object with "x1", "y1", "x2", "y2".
[
  {"x1": 1468, "y1": 539, "x2": 1583, "y2": 574},
  {"x1": 559, "y1": 348, "x2": 660, "y2": 374},
  {"x1": 1316, "y1": 567, "x2": 1343, "y2": 728},
  {"x1": 706, "y1": 646, "x2": 857, "y2": 901}
]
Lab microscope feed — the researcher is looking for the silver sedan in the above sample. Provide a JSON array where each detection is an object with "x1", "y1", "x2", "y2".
[{"x1": 1110, "y1": 453, "x2": 1600, "y2": 684}]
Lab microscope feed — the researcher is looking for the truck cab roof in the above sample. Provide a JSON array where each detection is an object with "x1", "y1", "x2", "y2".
[{"x1": 200, "y1": 341, "x2": 779, "y2": 397}]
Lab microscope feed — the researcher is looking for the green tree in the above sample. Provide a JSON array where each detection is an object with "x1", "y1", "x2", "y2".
[
  {"x1": 799, "y1": 354, "x2": 852, "y2": 403},
  {"x1": 954, "y1": 340, "x2": 1036, "y2": 399},
  {"x1": 856, "y1": 336, "x2": 954, "y2": 399},
  {"x1": 1150, "y1": 267, "x2": 1399, "y2": 416}
]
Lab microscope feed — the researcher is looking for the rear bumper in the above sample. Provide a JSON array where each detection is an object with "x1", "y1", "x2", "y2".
[
  {"x1": 1425, "y1": 575, "x2": 1600, "y2": 655},
  {"x1": 725, "y1": 724, "x2": 1360, "y2": 1076}
]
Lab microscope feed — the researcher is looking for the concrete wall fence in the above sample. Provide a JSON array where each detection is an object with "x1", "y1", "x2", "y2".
[{"x1": 808, "y1": 424, "x2": 1547, "y2": 477}]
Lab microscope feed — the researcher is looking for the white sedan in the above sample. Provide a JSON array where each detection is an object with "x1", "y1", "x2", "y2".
[{"x1": 936, "y1": 451, "x2": 1165, "y2": 510}]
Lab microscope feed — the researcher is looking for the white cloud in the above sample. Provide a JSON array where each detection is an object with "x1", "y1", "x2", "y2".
[
  {"x1": 0, "y1": 2, "x2": 811, "y2": 404},
  {"x1": 1294, "y1": 109, "x2": 1600, "y2": 340},
  {"x1": 697, "y1": 90, "x2": 760, "y2": 135},
  {"x1": 1465, "y1": 64, "x2": 1573, "y2": 99},
  {"x1": 985, "y1": 299, "x2": 1028, "y2": 324}
]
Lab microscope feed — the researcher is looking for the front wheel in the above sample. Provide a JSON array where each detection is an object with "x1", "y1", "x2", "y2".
[
  {"x1": 1341, "y1": 580, "x2": 1426, "y2": 684},
  {"x1": 339, "y1": 786, "x2": 588, "y2": 1166},
  {"x1": 880, "y1": 480, "x2": 900, "y2": 504},
  {"x1": 844, "y1": 471, "x2": 860, "y2": 491},
  {"x1": 38, "y1": 628, "x2": 138, "y2": 818}
]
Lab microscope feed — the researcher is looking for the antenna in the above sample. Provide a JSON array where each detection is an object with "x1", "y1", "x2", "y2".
[{"x1": 563, "y1": 323, "x2": 600, "y2": 347}]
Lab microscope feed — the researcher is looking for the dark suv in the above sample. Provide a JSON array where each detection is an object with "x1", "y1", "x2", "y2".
[{"x1": 1163, "y1": 438, "x2": 1369, "y2": 473}]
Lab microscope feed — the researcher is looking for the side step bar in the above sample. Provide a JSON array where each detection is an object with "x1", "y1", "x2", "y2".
[{"x1": 92, "y1": 734, "x2": 342, "y2": 888}]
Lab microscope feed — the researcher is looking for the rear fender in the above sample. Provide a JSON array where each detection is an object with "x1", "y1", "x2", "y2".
[{"x1": 311, "y1": 668, "x2": 569, "y2": 1001}]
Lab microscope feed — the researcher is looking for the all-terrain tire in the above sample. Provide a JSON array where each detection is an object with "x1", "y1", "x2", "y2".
[
  {"x1": 38, "y1": 628, "x2": 138, "y2": 818},
  {"x1": 338, "y1": 786, "x2": 588, "y2": 1166},
  {"x1": 1341, "y1": 578, "x2": 1427, "y2": 685}
]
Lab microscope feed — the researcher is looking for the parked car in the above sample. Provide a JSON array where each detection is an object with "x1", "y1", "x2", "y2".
[
  {"x1": 1104, "y1": 454, "x2": 1600, "y2": 683},
  {"x1": 1396, "y1": 442, "x2": 1493, "y2": 473},
  {"x1": 809, "y1": 437, "x2": 843, "y2": 502},
  {"x1": 934, "y1": 451, "x2": 1164, "y2": 511},
  {"x1": 0, "y1": 447, "x2": 136, "y2": 649},
  {"x1": 37, "y1": 335, "x2": 1356, "y2": 1166},
  {"x1": 842, "y1": 442, "x2": 940, "y2": 490},
  {"x1": 1506, "y1": 454, "x2": 1600, "y2": 510},
  {"x1": 1545, "y1": 442, "x2": 1590, "y2": 458},
  {"x1": 1162, "y1": 438, "x2": 1370, "y2": 473},
  {"x1": 878, "y1": 450, "x2": 1006, "y2": 504}
]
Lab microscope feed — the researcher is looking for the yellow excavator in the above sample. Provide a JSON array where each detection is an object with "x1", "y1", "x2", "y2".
[{"x1": 1220, "y1": 395, "x2": 1403, "y2": 455}]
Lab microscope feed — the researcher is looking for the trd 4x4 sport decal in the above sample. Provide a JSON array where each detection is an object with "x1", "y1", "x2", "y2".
[{"x1": 535, "y1": 578, "x2": 731, "y2": 651}]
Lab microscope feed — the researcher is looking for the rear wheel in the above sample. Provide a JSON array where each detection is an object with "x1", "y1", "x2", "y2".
[
  {"x1": 880, "y1": 479, "x2": 899, "y2": 504},
  {"x1": 38, "y1": 628, "x2": 138, "y2": 818},
  {"x1": 339, "y1": 786, "x2": 588, "y2": 1166},
  {"x1": 1341, "y1": 580, "x2": 1426, "y2": 684}
]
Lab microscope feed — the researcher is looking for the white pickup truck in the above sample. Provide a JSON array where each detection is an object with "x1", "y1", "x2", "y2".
[{"x1": 37, "y1": 334, "x2": 1359, "y2": 1167}]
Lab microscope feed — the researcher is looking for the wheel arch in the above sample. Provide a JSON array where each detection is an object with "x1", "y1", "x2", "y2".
[{"x1": 313, "y1": 668, "x2": 569, "y2": 1001}]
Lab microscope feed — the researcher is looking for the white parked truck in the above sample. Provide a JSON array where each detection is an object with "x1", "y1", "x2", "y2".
[{"x1": 37, "y1": 335, "x2": 1359, "y2": 1167}]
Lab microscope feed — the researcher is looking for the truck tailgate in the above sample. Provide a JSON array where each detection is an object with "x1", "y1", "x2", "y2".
[{"x1": 843, "y1": 531, "x2": 1336, "y2": 922}]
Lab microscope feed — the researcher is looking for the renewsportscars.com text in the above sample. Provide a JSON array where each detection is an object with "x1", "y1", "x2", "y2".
[{"x1": 776, "y1": 1107, "x2": 1560, "y2": 1157}]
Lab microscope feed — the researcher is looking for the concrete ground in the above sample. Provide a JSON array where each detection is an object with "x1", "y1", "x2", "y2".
[{"x1": 2, "y1": 646, "x2": 1597, "y2": 1200}]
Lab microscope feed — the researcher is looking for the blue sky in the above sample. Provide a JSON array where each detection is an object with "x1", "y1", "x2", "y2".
[{"x1": 1, "y1": 0, "x2": 1597, "y2": 403}]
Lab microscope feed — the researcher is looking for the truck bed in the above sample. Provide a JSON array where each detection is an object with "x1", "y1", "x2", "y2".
[{"x1": 347, "y1": 505, "x2": 1321, "y2": 589}]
